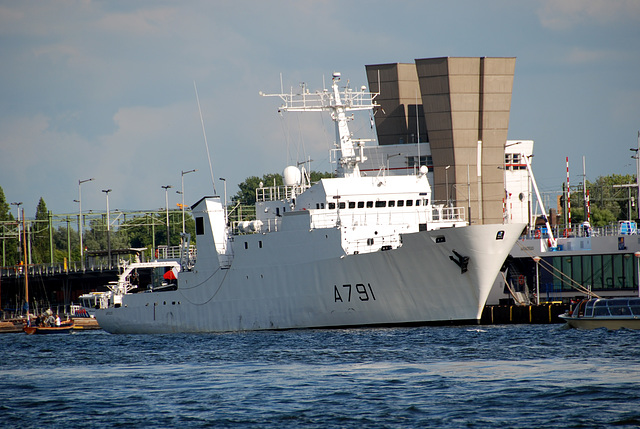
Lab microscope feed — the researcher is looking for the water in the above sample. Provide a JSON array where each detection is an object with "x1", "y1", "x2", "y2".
[{"x1": 2, "y1": 325, "x2": 640, "y2": 428}]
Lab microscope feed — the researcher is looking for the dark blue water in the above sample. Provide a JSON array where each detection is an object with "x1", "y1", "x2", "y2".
[{"x1": 2, "y1": 325, "x2": 640, "y2": 428}]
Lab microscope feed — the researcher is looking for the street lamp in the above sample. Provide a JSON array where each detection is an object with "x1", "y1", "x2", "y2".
[
  {"x1": 445, "y1": 165, "x2": 451, "y2": 206},
  {"x1": 635, "y1": 251, "x2": 640, "y2": 298},
  {"x1": 181, "y1": 169, "x2": 196, "y2": 234},
  {"x1": 102, "y1": 189, "x2": 112, "y2": 268},
  {"x1": 220, "y1": 177, "x2": 227, "y2": 224},
  {"x1": 219, "y1": 178, "x2": 227, "y2": 205},
  {"x1": 162, "y1": 185, "x2": 173, "y2": 252},
  {"x1": 78, "y1": 177, "x2": 94, "y2": 269},
  {"x1": 10, "y1": 202, "x2": 22, "y2": 261},
  {"x1": 533, "y1": 256, "x2": 541, "y2": 305}
]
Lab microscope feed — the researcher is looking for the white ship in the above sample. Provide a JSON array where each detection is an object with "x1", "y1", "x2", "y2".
[{"x1": 94, "y1": 72, "x2": 525, "y2": 334}]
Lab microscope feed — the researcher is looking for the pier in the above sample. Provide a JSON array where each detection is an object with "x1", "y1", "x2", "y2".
[{"x1": 481, "y1": 303, "x2": 570, "y2": 325}]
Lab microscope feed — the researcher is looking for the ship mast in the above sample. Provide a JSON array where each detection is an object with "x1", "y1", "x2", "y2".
[{"x1": 261, "y1": 72, "x2": 378, "y2": 178}]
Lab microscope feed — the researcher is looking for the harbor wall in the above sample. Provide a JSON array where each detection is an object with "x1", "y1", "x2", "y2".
[{"x1": 481, "y1": 303, "x2": 570, "y2": 325}]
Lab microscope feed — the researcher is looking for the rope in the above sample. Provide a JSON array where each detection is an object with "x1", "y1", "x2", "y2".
[
  {"x1": 177, "y1": 265, "x2": 230, "y2": 306},
  {"x1": 500, "y1": 271, "x2": 526, "y2": 305}
]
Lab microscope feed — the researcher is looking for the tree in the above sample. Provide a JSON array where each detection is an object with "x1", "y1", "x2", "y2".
[
  {"x1": 584, "y1": 174, "x2": 637, "y2": 226},
  {"x1": 32, "y1": 197, "x2": 51, "y2": 263},
  {"x1": 232, "y1": 171, "x2": 333, "y2": 206},
  {"x1": 0, "y1": 185, "x2": 18, "y2": 266}
]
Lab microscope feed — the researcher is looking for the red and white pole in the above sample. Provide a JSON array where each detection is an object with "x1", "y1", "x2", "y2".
[{"x1": 566, "y1": 157, "x2": 571, "y2": 228}]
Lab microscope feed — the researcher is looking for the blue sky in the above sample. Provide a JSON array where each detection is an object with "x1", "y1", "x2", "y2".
[{"x1": 1, "y1": 0, "x2": 639, "y2": 217}]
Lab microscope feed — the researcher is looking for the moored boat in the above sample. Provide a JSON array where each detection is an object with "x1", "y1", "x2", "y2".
[
  {"x1": 23, "y1": 320, "x2": 75, "y2": 335},
  {"x1": 559, "y1": 298, "x2": 640, "y2": 330},
  {"x1": 94, "y1": 71, "x2": 526, "y2": 334}
]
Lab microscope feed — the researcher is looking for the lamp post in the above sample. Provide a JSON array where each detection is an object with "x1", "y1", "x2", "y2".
[
  {"x1": 162, "y1": 185, "x2": 173, "y2": 252},
  {"x1": 102, "y1": 189, "x2": 111, "y2": 268},
  {"x1": 78, "y1": 178, "x2": 94, "y2": 269},
  {"x1": 445, "y1": 165, "x2": 451, "y2": 206},
  {"x1": 10, "y1": 202, "x2": 22, "y2": 263},
  {"x1": 533, "y1": 256, "x2": 541, "y2": 305},
  {"x1": 635, "y1": 251, "x2": 640, "y2": 298},
  {"x1": 181, "y1": 169, "x2": 196, "y2": 234},
  {"x1": 220, "y1": 177, "x2": 227, "y2": 224}
]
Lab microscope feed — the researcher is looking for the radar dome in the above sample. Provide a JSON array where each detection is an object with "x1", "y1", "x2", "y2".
[
  {"x1": 283, "y1": 166, "x2": 302, "y2": 186},
  {"x1": 419, "y1": 165, "x2": 429, "y2": 175}
]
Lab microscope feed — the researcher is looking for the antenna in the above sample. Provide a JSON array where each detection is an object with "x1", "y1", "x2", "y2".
[
  {"x1": 193, "y1": 81, "x2": 217, "y2": 194},
  {"x1": 416, "y1": 89, "x2": 420, "y2": 175}
]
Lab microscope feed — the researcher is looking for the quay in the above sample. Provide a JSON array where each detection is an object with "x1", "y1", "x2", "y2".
[{"x1": 481, "y1": 303, "x2": 570, "y2": 325}]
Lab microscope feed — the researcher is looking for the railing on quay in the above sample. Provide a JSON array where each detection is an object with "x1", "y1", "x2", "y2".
[
  {"x1": 522, "y1": 221, "x2": 638, "y2": 240},
  {"x1": 1, "y1": 245, "x2": 197, "y2": 279}
]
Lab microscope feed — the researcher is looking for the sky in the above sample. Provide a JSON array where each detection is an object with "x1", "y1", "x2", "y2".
[{"x1": 1, "y1": 0, "x2": 639, "y2": 219}]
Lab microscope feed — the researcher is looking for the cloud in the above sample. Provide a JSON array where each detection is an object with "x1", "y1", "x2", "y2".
[
  {"x1": 538, "y1": 0, "x2": 640, "y2": 30},
  {"x1": 564, "y1": 47, "x2": 631, "y2": 64}
]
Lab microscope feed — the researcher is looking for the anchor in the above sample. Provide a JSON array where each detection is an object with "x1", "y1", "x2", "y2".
[{"x1": 449, "y1": 250, "x2": 469, "y2": 274}]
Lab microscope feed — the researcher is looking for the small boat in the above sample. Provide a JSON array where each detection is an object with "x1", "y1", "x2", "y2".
[
  {"x1": 23, "y1": 320, "x2": 75, "y2": 335},
  {"x1": 559, "y1": 298, "x2": 640, "y2": 330}
]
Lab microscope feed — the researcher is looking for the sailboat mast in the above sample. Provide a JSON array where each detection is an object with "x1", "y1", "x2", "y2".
[{"x1": 22, "y1": 208, "x2": 29, "y2": 319}]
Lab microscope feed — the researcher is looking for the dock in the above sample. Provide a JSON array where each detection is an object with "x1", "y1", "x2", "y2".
[{"x1": 481, "y1": 303, "x2": 570, "y2": 325}]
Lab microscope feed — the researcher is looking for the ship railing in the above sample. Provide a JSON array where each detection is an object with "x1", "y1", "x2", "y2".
[
  {"x1": 309, "y1": 206, "x2": 465, "y2": 229},
  {"x1": 256, "y1": 184, "x2": 309, "y2": 202},
  {"x1": 431, "y1": 206, "x2": 466, "y2": 223},
  {"x1": 344, "y1": 233, "x2": 402, "y2": 255},
  {"x1": 524, "y1": 221, "x2": 638, "y2": 240}
]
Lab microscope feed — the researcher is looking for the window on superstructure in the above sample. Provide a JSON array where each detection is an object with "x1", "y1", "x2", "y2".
[
  {"x1": 348, "y1": 202, "x2": 356, "y2": 209},
  {"x1": 328, "y1": 202, "x2": 336, "y2": 210},
  {"x1": 366, "y1": 201, "x2": 373, "y2": 208},
  {"x1": 316, "y1": 203, "x2": 320, "y2": 209},
  {"x1": 321, "y1": 203, "x2": 325, "y2": 209},
  {"x1": 338, "y1": 202, "x2": 346, "y2": 209},
  {"x1": 407, "y1": 155, "x2": 429, "y2": 168},
  {"x1": 416, "y1": 200, "x2": 421, "y2": 206},
  {"x1": 397, "y1": 200, "x2": 404, "y2": 207},
  {"x1": 196, "y1": 217, "x2": 205, "y2": 235},
  {"x1": 375, "y1": 201, "x2": 386, "y2": 208},
  {"x1": 406, "y1": 200, "x2": 413, "y2": 206},
  {"x1": 358, "y1": 201, "x2": 365, "y2": 208},
  {"x1": 388, "y1": 200, "x2": 395, "y2": 207}
]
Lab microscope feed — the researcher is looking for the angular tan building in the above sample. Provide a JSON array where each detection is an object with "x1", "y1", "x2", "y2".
[{"x1": 366, "y1": 57, "x2": 516, "y2": 225}]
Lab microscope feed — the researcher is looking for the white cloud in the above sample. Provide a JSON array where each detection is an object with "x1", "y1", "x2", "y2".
[
  {"x1": 564, "y1": 47, "x2": 630, "y2": 64},
  {"x1": 538, "y1": 0, "x2": 640, "y2": 29}
]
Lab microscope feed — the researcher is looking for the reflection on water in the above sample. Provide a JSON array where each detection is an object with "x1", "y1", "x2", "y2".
[{"x1": 1, "y1": 325, "x2": 640, "y2": 428}]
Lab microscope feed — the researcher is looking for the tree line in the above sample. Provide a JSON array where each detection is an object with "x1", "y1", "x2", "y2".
[
  {"x1": 0, "y1": 186, "x2": 195, "y2": 267},
  {"x1": 1, "y1": 172, "x2": 636, "y2": 266}
]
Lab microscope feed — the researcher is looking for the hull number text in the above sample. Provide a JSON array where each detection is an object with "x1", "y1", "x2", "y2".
[{"x1": 334, "y1": 283, "x2": 376, "y2": 302}]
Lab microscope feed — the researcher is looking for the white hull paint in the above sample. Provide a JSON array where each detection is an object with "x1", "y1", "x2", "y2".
[
  {"x1": 95, "y1": 72, "x2": 525, "y2": 334},
  {"x1": 95, "y1": 223, "x2": 524, "y2": 333}
]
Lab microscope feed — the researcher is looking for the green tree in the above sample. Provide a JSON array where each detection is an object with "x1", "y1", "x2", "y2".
[
  {"x1": 0, "y1": 186, "x2": 18, "y2": 266},
  {"x1": 232, "y1": 171, "x2": 332, "y2": 205},
  {"x1": 53, "y1": 221, "x2": 80, "y2": 264}
]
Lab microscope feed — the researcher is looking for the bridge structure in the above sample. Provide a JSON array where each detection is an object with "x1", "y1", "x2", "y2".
[{"x1": 0, "y1": 205, "x2": 190, "y2": 319}]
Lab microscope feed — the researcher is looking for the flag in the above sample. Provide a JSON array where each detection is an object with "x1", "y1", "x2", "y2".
[{"x1": 163, "y1": 267, "x2": 178, "y2": 280}]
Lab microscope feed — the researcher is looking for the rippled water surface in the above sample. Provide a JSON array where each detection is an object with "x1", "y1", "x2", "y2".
[{"x1": 2, "y1": 324, "x2": 640, "y2": 428}]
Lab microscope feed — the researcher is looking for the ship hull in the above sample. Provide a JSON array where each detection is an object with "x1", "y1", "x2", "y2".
[{"x1": 95, "y1": 223, "x2": 524, "y2": 334}]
